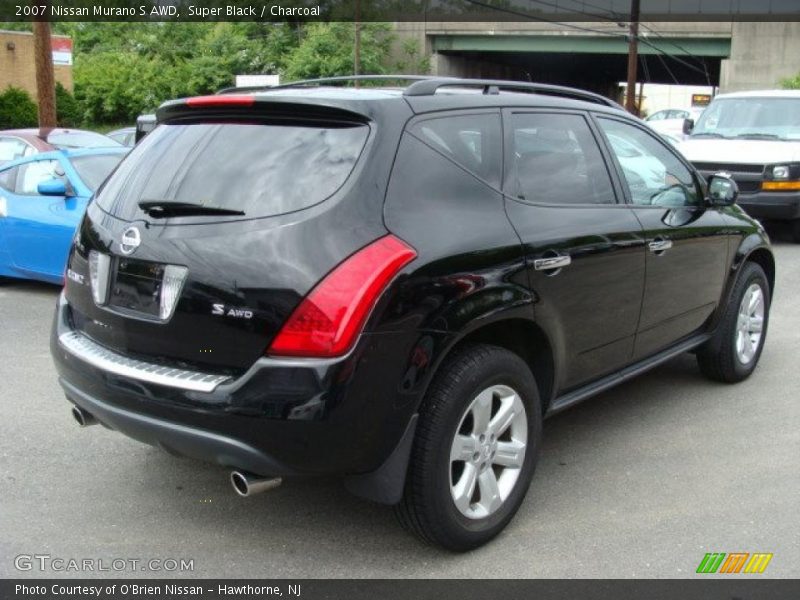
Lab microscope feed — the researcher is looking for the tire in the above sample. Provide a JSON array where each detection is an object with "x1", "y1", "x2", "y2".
[
  {"x1": 697, "y1": 262, "x2": 770, "y2": 383},
  {"x1": 395, "y1": 343, "x2": 542, "y2": 551}
]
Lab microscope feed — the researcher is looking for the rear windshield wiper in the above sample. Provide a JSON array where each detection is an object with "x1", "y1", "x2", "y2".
[
  {"x1": 690, "y1": 132, "x2": 727, "y2": 139},
  {"x1": 734, "y1": 132, "x2": 784, "y2": 140},
  {"x1": 138, "y1": 200, "x2": 245, "y2": 218}
]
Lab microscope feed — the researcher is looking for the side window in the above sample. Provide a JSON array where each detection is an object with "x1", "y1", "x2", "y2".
[
  {"x1": 410, "y1": 113, "x2": 501, "y2": 188},
  {"x1": 648, "y1": 111, "x2": 665, "y2": 121},
  {"x1": 598, "y1": 118, "x2": 701, "y2": 208},
  {"x1": 15, "y1": 160, "x2": 60, "y2": 195},
  {"x1": 0, "y1": 166, "x2": 18, "y2": 192},
  {"x1": 0, "y1": 137, "x2": 29, "y2": 163},
  {"x1": 507, "y1": 112, "x2": 616, "y2": 205}
]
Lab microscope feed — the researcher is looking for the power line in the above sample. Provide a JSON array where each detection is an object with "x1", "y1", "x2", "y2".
[
  {"x1": 639, "y1": 23, "x2": 712, "y2": 85},
  {"x1": 517, "y1": 0, "x2": 712, "y2": 82}
]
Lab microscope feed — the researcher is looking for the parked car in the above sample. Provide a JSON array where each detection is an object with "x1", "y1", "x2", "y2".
[
  {"x1": 0, "y1": 128, "x2": 122, "y2": 166},
  {"x1": 51, "y1": 77, "x2": 774, "y2": 551},
  {"x1": 135, "y1": 114, "x2": 157, "y2": 143},
  {"x1": 680, "y1": 90, "x2": 800, "y2": 241},
  {"x1": 0, "y1": 147, "x2": 128, "y2": 284},
  {"x1": 645, "y1": 107, "x2": 704, "y2": 139},
  {"x1": 106, "y1": 127, "x2": 136, "y2": 147}
]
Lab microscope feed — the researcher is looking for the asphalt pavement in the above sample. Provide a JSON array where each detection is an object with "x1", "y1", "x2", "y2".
[{"x1": 1, "y1": 227, "x2": 798, "y2": 579}]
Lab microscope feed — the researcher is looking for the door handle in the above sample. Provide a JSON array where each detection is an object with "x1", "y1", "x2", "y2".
[
  {"x1": 648, "y1": 238, "x2": 673, "y2": 254},
  {"x1": 533, "y1": 254, "x2": 572, "y2": 272}
]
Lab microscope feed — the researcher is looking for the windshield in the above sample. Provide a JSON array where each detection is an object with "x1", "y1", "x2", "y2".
[
  {"x1": 48, "y1": 131, "x2": 122, "y2": 149},
  {"x1": 94, "y1": 121, "x2": 369, "y2": 221},
  {"x1": 71, "y1": 153, "x2": 125, "y2": 192},
  {"x1": 692, "y1": 97, "x2": 800, "y2": 140}
]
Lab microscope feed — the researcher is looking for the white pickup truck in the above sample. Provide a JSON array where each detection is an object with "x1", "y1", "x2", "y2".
[{"x1": 679, "y1": 90, "x2": 800, "y2": 242}]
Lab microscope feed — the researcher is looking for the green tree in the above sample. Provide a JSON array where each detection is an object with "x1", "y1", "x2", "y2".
[
  {"x1": 283, "y1": 23, "x2": 393, "y2": 81},
  {"x1": 0, "y1": 87, "x2": 38, "y2": 128}
]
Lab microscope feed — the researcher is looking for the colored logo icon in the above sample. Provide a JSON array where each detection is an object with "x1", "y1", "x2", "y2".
[{"x1": 696, "y1": 552, "x2": 773, "y2": 574}]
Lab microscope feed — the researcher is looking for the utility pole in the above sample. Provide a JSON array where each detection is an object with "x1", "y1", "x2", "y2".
[
  {"x1": 33, "y1": 10, "x2": 57, "y2": 128},
  {"x1": 625, "y1": 0, "x2": 640, "y2": 115},
  {"x1": 354, "y1": 0, "x2": 361, "y2": 87}
]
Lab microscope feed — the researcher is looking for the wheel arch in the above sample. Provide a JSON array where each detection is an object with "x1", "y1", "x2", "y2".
[
  {"x1": 743, "y1": 247, "x2": 775, "y2": 297},
  {"x1": 710, "y1": 237, "x2": 775, "y2": 333},
  {"x1": 430, "y1": 317, "x2": 556, "y2": 415}
]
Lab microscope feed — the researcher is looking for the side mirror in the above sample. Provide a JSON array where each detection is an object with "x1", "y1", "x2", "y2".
[
  {"x1": 37, "y1": 178, "x2": 67, "y2": 196},
  {"x1": 682, "y1": 118, "x2": 695, "y2": 135},
  {"x1": 708, "y1": 173, "x2": 738, "y2": 206}
]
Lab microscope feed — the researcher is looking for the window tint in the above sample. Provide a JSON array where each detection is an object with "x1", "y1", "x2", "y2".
[
  {"x1": 95, "y1": 121, "x2": 369, "y2": 220},
  {"x1": 71, "y1": 153, "x2": 125, "y2": 192},
  {"x1": 598, "y1": 118, "x2": 700, "y2": 207},
  {"x1": 508, "y1": 113, "x2": 616, "y2": 205},
  {"x1": 15, "y1": 160, "x2": 61, "y2": 195},
  {"x1": 411, "y1": 113, "x2": 501, "y2": 187}
]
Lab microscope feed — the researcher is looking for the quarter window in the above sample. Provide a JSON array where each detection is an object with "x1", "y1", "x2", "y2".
[
  {"x1": 507, "y1": 112, "x2": 616, "y2": 205},
  {"x1": 598, "y1": 118, "x2": 700, "y2": 207},
  {"x1": 410, "y1": 113, "x2": 502, "y2": 188}
]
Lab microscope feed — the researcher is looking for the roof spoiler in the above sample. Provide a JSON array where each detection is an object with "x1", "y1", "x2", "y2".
[{"x1": 156, "y1": 96, "x2": 371, "y2": 124}]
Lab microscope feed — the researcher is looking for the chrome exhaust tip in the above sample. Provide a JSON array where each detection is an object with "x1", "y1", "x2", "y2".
[
  {"x1": 230, "y1": 471, "x2": 282, "y2": 497},
  {"x1": 71, "y1": 406, "x2": 98, "y2": 427}
]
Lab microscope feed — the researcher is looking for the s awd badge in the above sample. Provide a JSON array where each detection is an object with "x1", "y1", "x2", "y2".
[{"x1": 212, "y1": 303, "x2": 254, "y2": 320}]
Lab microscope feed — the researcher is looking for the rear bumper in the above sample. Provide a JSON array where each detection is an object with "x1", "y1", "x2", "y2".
[
  {"x1": 737, "y1": 192, "x2": 800, "y2": 221},
  {"x1": 51, "y1": 293, "x2": 427, "y2": 482}
]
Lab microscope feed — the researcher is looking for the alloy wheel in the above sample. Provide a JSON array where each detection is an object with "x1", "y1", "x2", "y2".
[
  {"x1": 449, "y1": 384, "x2": 528, "y2": 519},
  {"x1": 735, "y1": 282, "x2": 765, "y2": 365}
]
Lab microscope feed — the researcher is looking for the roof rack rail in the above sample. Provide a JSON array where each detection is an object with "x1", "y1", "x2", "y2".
[
  {"x1": 403, "y1": 78, "x2": 622, "y2": 109},
  {"x1": 217, "y1": 75, "x2": 437, "y2": 95}
]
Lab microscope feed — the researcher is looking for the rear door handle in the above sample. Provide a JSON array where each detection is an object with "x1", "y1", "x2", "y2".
[
  {"x1": 533, "y1": 255, "x2": 572, "y2": 271},
  {"x1": 648, "y1": 238, "x2": 673, "y2": 254}
]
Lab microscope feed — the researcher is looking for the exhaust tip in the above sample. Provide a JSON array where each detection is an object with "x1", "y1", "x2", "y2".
[
  {"x1": 71, "y1": 406, "x2": 97, "y2": 427},
  {"x1": 230, "y1": 470, "x2": 282, "y2": 497},
  {"x1": 230, "y1": 471, "x2": 250, "y2": 497}
]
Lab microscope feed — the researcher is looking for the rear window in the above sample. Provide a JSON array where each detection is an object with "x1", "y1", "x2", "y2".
[
  {"x1": 71, "y1": 154, "x2": 125, "y2": 192},
  {"x1": 94, "y1": 121, "x2": 369, "y2": 220}
]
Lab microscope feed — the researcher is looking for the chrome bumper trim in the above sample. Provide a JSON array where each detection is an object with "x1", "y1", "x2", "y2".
[{"x1": 58, "y1": 331, "x2": 231, "y2": 392}]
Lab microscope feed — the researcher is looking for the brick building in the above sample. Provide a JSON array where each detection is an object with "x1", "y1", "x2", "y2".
[{"x1": 0, "y1": 30, "x2": 73, "y2": 97}]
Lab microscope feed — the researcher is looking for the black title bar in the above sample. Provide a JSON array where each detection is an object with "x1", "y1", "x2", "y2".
[{"x1": 3, "y1": 0, "x2": 800, "y2": 22}]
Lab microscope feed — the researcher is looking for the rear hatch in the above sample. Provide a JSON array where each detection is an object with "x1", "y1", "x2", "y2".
[{"x1": 64, "y1": 97, "x2": 388, "y2": 374}]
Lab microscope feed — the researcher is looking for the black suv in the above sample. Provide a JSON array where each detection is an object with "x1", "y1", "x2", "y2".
[{"x1": 51, "y1": 76, "x2": 774, "y2": 551}]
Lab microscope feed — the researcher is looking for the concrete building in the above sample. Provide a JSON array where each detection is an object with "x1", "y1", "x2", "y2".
[
  {"x1": 393, "y1": 21, "x2": 800, "y2": 95},
  {"x1": 720, "y1": 22, "x2": 800, "y2": 92},
  {"x1": 0, "y1": 30, "x2": 73, "y2": 96}
]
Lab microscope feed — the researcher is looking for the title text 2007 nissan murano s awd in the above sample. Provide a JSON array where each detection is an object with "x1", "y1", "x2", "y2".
[{"x1": 51, "y1": 76, "x2": 774, "y2": 551}]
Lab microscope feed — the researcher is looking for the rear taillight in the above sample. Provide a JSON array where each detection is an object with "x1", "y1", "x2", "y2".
[{"x1": 268, "y1": 235, "x2": 417, "y2": 358}]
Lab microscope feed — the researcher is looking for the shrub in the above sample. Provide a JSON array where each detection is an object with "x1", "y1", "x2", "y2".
[
  {"x1": 56, "y1": 82, "x2": 82, "y2": 127},
  {"x1": 0, "y1": 86, "x2": 38, "y2": 128}
]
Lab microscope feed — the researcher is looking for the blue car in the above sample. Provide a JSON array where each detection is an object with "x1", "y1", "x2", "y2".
[{"x1": 0, "y1": 147, "x2": 128, "y2": 285}]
